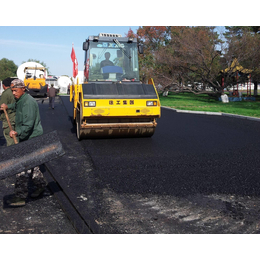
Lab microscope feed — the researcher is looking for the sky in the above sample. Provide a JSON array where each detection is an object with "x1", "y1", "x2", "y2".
[
  {"x1": 0, "y1": 26, "x2": 139, "y2": 77},
  {"x1": 0, "y1": 25, "x2": 226, "y2": 77},
  {"x1": 0, "y1": 1, "x2": 257, "y2": 78}
]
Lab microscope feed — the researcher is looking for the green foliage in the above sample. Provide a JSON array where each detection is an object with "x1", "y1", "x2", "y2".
[
  {"x1": 224, "y1": 26, "x2": 260, "y2": 38},
  {"x1": 224, "y1": 26, "x2": 260, "y2": 83},
  {"x1": 0, "y1": 58, "x2": 18, "y2": 81}
]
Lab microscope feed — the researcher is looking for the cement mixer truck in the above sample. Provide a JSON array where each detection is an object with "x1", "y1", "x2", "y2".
[{"x1": 70, "y1": 33, "x2": 161, "y2": 139}]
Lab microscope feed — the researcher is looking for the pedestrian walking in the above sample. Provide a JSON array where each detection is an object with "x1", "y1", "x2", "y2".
[
  {"x1": 0, "y1": 79, "x2": 47, "y2": 207},
  {"x1": 0, "y1": 77, "x2": 16, "y2": 146},
  {"x1": 48, "y1": 84, "x2": 56, "y2": 109}
]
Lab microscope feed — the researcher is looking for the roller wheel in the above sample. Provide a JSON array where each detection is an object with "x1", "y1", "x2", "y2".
[
  {"x1": 76, "y1": 104, "x2": 83, "y2": 140},
  {"x1": 72, "y1": 98, "x2": 76, "y2": 125}
]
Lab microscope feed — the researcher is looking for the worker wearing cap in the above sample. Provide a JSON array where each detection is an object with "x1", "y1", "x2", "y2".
[
  {"x1": 0, "y1": 77, "x2": 16, "y2": 146},
  {"x1": 0, "y1": 79, "x2": 46, "y2": 207}
]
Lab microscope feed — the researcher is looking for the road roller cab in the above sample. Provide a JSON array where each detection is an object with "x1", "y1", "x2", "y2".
[{"x1": 70, "y1": 33, "x2": 161, "y2": 139}]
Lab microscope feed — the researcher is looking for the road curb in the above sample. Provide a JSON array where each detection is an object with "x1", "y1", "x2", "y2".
[
  {"x1": 176, "y1": 109, "x2": 222, "y2": 116},
  {"x1": 43, "y1": 165, "x2": 93, "y2": 234},
  {"x1": 162, "y1": 106, "x2": 260, "y2": 122}
]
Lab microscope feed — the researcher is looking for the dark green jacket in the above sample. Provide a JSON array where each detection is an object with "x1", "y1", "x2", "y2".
[
  {"x1": 0, "y1": 87, "x2": 16, "y2": 128},
  {"x1": 7, "y1": 92, "x2": 43, "y2": 142}
]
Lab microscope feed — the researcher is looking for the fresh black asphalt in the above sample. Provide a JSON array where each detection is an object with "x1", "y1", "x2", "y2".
[
  {"x1": 59, "y1": 96, "x2": 260, "y2": 233},
  {"x1": 1, "y1": 95, "x2": 260, "y2": 233}
]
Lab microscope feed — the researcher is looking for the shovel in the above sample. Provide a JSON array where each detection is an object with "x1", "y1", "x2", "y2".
[
  {"x1": 3, "y1": 108, "x2": 18, "y2": 144},
  {"x1": 0, "y1": 109, "x2": 65, "y2": 179}
]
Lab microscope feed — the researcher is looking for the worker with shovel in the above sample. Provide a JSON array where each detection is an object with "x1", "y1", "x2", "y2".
[
  {"x1": 0, "y1": 79, "x2": 47, "y2": 207},
  {"x1": 0, "y1": 77, "x2": 16, "y2": 146}
]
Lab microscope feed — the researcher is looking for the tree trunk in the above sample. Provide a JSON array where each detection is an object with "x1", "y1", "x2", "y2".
[{"x1": 254, "y1": 81, "x2": 258, "y2": 96}]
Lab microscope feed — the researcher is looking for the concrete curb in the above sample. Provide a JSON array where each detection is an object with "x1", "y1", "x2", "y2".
[
  {"x1": 176, "y1": 109, "x2": 222, "y2": 116},
  {"x1": 162, "y1": 106, "x2": 260, "y2": 122}
]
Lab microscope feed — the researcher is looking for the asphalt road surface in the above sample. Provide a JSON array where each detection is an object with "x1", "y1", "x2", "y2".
[
  {"x1": 1, "y1": 95, "x2": 260, "y2": 234},
  {"x1": 59, "y1": 96, "x2": 260, "y2": 233}
]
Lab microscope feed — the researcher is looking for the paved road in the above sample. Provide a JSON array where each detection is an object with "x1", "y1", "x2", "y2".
[
  {"x1": 0, "y1": 97, "x2": 77, "y2": 234},
  {"x1": 1, "y1": 95, "x2": 260, "y2": 233},
  {"x1": 60, "y1": 96, "x2": 260, "y2": 233}
]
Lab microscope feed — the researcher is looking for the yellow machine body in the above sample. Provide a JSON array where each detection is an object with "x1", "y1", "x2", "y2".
[
  {"x1": 23, "y1": 67, "x2": 48, "y2": 97},
  {"x1": 70, "y1": 79, "x2": 160, "y2": 139},
  {"x1": 24, "y1": 78, "x2": 46, "y2": 90},
  {"x1": 70, "y1": 33, "x2": 161, "y2": 139}
]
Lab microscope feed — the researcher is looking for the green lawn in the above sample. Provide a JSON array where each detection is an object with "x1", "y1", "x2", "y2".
[{"x1": 159, "y1": 92, "x2": 260, "y2": 118}]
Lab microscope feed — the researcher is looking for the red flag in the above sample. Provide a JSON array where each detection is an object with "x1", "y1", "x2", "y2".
[{"x1": 71, "y1": 45, "x2": 78, "y2": 78}]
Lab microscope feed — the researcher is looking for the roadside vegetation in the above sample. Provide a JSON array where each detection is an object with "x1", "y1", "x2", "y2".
[
  {"x1": 159, "y1": 92, "x2": 260, "y2": 118},
  {"x1": 127, "y1": 26, "x2": 260, "y2": 97}
]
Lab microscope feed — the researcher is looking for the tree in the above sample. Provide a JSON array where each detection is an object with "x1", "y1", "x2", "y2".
[
  {"x1": 130, "y1": 26, "x2": 260, "y2": 96},
  {"x1": 224, "y1": 26, "x2": 260, "y2": 96},
  {"x1": 128, "y1": 26, "x2": 170, "y2": 83},
  {"x1": 125, "y1": 27, "x2": 135, "y2": 38},
  {"x1": 224, "y1": 26, "x2": 260, "y2": 38},
  {"x1": 136, "y1": 26, "x2": 224, "y2": 94},
  {"x1": 0, "y1": 58, "x2": 18, "y2": 81}
]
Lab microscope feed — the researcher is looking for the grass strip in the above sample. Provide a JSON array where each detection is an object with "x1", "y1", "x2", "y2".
[{"x1": 159, "y1": 92, "x2": 260, "y2": 118}]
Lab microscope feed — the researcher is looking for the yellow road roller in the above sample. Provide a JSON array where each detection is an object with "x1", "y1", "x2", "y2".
[
  {"x1": 70, "y1": 33, "x2": 161, "y2": 139},
  {"x1": 23, "y1": 66, "x2": 48, "y2": 97}
]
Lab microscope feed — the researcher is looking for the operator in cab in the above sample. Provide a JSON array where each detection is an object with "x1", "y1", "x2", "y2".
[
  {"x1": 100, "y1": 52, "x2": 114, "y2": 68},
  {"x1": 100, "y1": 52, "x2": 114, "y2": 79}
]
